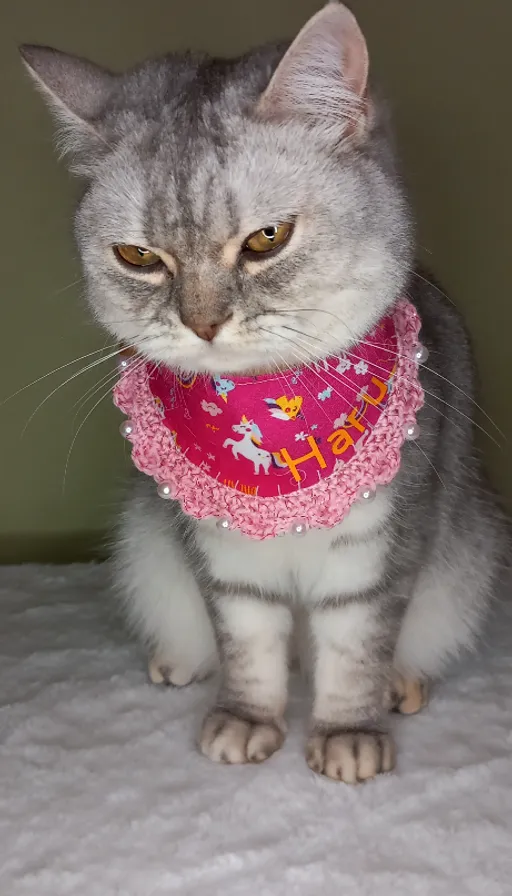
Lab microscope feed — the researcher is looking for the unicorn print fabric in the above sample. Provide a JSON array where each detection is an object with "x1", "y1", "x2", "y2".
[{"x1": 114, "y1": 300, "x2": 424, "y2": 539}]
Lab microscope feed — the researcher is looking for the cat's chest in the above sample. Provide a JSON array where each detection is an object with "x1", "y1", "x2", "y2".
[{"x1": 195, "y1": 486, "x2": 392, "y2": 602}]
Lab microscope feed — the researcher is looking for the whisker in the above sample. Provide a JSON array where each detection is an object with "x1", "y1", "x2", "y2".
[
  {"x1": 410, "y1": 440, "x2": 447, "y2": 489},
  {"x1": 72, "y1": 366, "x2": 125, "y2": 423},
  {"x1": 287, "y1": 333, "x2": 473, "y2": 443},
  {"x1": 62, "y1": 356, "x2": 147, "y2": 493},
  {"x1": 20, "y1": 337, "x2": 152, "y2": 436},
  {"x1": 276, "y1": 317, "x2": 504, "y2": 444},
  {"x1": 62, "y1": 389, "x2": 114, "y2": 495},
  {"x1": 21, "y1": 351, "x2": 121, "y2": 436},
  {"x1": 281, "y1": 324, "x2": 325, "y2": 344},
  {"x1": 265, "y1": 327, "x2": 376, "y2": 404},
  {"x1": 411, "y1": 270, "x2": 457, "y2": 307},
  {"x1": 277, "y1": 331, "x2": 366, "y2": 401},
  {"x1": 51, "y1": 276, "x2": 87, "y2": 298},
  {"x1": 267, "y1": 327, "x2": 485, "y2": 445},
  {"x1": 268, "y1": 331, "x2": 365, "y2": 410},
  {"x1": 270, "y1": 344, "x2": 333, "y2": 427},
  {"x1": 346, "y1": 347, "x2": 502, "y2": 449},
  {"x1": 419, "y1": 365, "x2": 505, "y2": 440},
  {"x1": 1, "y1": 342, "x2": 124, "y2": 407}
]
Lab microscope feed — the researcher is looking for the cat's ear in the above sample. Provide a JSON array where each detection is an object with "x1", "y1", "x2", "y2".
[
  {"x1": 20, "y1": 45, "x2": 116, "y2": 173},
  {"x1": 257, "y1": 1, "x2": 370, "y2": 144}
]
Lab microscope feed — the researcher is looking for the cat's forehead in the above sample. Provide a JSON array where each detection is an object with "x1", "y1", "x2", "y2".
[
  {"x1": 100, "y1": 109, "x2": 314, "y2": 250},
  {"x1": 91, "y1": 48, "x2": 337, "y2": 251}
]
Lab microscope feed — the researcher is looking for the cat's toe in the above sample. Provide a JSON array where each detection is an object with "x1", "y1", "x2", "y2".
[
  {"x1": 390, "y1": 672, "x2": 429, "y2": 715},
  {"x1": 148, "y1": 656, "x2": 205, "y2": 687},
  {"x1": 199, "y1": 709, "x2": 285, "y2": 764},
  {"x1": 306, "y1": 728, "x2": 395, "y2": 783}
]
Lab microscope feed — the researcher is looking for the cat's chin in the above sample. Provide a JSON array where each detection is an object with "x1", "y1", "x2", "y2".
[{"x1": 145, "y1": 345, "x2": 300, "y2": 377}]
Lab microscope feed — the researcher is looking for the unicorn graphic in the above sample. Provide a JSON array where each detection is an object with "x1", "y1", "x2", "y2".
[
  {"x1": 212, "y1": 376, "x2": 235, "y2": 403},
  {"x1": 223, "y1": 415, "x2": 286, "y2": 475}
]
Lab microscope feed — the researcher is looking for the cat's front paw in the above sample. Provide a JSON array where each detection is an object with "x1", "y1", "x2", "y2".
[
  {"x1": 306, "y1": 728, "x2": 395, "y2": 783},
  {"x1": 148, "y1": 654, "x2": 216, "y2": 688},
  {"x1": 199, "y1": 709, "x2": 285, "y2": 765}
]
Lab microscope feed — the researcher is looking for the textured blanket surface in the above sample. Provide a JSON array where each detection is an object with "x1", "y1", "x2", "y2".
[{"x1": 1, "y1": 564, "x2": 511, "y2": 895}]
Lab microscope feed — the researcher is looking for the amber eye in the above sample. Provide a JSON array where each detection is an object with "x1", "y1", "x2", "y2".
[
  {"x1": 114, "y1": 245, "x2": 161, "y2": 267},
  {"x1": 243, "y1": 222, "x2": 293, "y2": 255}
]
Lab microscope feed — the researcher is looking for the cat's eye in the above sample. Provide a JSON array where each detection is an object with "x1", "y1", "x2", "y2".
[
  {"x1": 114, "y1": 245, "x2": 161, "y2": 267},
  {"x1": 243, "y1": 222, "x2": 294, "y2": 255}
]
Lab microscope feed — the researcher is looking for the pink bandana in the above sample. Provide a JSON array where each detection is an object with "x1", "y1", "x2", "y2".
[{"x1": 114, "y1": 300, "x2": 424, "y2": 539}]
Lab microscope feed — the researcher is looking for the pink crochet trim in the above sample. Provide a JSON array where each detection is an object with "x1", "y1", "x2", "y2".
[{"x1": 114, "y1": 300, "x2": 424, "y2": 539}]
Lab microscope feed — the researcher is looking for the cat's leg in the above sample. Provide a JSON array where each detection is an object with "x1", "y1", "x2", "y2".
[
  {"x1": 199, "y1": 593, "x2": 292, "y2": 764},
  {"x1": 306, "y1": 600, "x2": 397, "y2": 783},
  {"x1": 394, "y1": 524, "x2": 502, "y2": 684},
  {"x1": 114, "y1": 486, "x2": 218, "y2": 686}
]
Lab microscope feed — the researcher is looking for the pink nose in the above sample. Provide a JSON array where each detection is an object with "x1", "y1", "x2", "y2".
[
  {"x1": 192, "y1": 322, "x2": 221, "y2": 342},
  {"x1": 188, "y1": 314, "x2": 232, "y2": 342}
]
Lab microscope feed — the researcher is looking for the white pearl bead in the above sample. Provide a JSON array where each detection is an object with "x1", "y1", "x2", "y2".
[
  {"x1": 414, "y1": 344, "x2": 429, "y2": 365},
  {"x1": 290, "y1": 521, "x2": 308, "y2": 537},
  {"x1": 157, "y1": 482, "x2": 174, "y2": 500},
  {"x1": 118, "y1": 357, "x2": 130, "y2": 370},
  {"x1": 119, "y1": 420, "x2": 134, "y2": 438},
  {"x1": 358, "y1": 486, "x2": 376, "y2": 502},
  {"x1": 216, "y1": 518, "x2": 231, "y2": 531},
  {"x1": 404, "y1": 422, "x2": 421, "y2": 441}
]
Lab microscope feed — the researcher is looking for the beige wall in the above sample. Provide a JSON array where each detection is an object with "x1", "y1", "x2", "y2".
[{"x1": 1, "y1": 0, "x2": 510, "y2": 562}]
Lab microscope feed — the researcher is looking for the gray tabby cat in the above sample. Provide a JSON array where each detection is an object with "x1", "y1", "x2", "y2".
[{"x1": 21, "y1": 2, "x2": 507, "y2": 782}]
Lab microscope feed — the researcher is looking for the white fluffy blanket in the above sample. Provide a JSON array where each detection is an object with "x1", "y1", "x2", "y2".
[{"x1": 1, "y1": 564, "x2": 511, "y2": 895}]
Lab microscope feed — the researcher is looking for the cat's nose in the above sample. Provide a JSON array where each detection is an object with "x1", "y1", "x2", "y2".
[
  {"x1": 185, "y1": 313, "x2": 233, "y2": 342},
  {"x1": 193, "y1": 322, "x2": 221, "y2": 342}
]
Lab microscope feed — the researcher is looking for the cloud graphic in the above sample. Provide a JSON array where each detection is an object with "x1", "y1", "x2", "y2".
[{"x1": 201, "y1": 400, "x2": 222, "y2": 417}]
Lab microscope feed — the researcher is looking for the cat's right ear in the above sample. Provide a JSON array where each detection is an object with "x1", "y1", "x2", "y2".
[{"x1": 20, "y1": 45, "x2": 116, "y2": 174}]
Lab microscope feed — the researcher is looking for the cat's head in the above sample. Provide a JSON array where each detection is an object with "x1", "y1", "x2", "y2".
[{"x1": 21, "y1": 2, "x2": 412, "y2": 375}]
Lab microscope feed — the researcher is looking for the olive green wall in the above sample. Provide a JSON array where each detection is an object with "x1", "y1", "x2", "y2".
[{"x1": 1, "y1": 0, "x2": 510, "y2": 563}]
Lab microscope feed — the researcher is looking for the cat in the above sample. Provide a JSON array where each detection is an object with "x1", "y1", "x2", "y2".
[{"x1": 21, "y1": 1, "x2": 508, "y2": 783}]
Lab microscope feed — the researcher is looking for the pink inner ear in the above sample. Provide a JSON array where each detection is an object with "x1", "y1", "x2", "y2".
[
  {"x1": 336, "y1": 6, "x2": 370, "y2": 99},
  {"x1": 258, "y1": 3, "x2": 369, "y2": 120}
]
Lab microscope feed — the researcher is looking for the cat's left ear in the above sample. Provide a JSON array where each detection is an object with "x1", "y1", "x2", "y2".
[
  {"x1": 20, "y1": 45, "x2": 116, "y2": 174},
  {"x1": 257, "y1": 1, "x2": 370, "y2": 144}
]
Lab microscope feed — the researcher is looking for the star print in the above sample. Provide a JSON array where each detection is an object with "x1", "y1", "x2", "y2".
[
  {"x1": 202, "y1": 462, "x2": 211, "y2": 472},
  {"x1": 354, "y1": 360, "x2": 369, "y2": 376},
  {"x1": 295, "y1": 431, "x2": 307, "y2": 442},
  {"x1": 311, "y1": 424, "x2": 318, "y2": 431},
  {"x1": 207, "y1": 453, "x2": 216, "y2": 461},
  {"x1": 193, "y1": 443, "x2": 202, "y2": 451}
]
